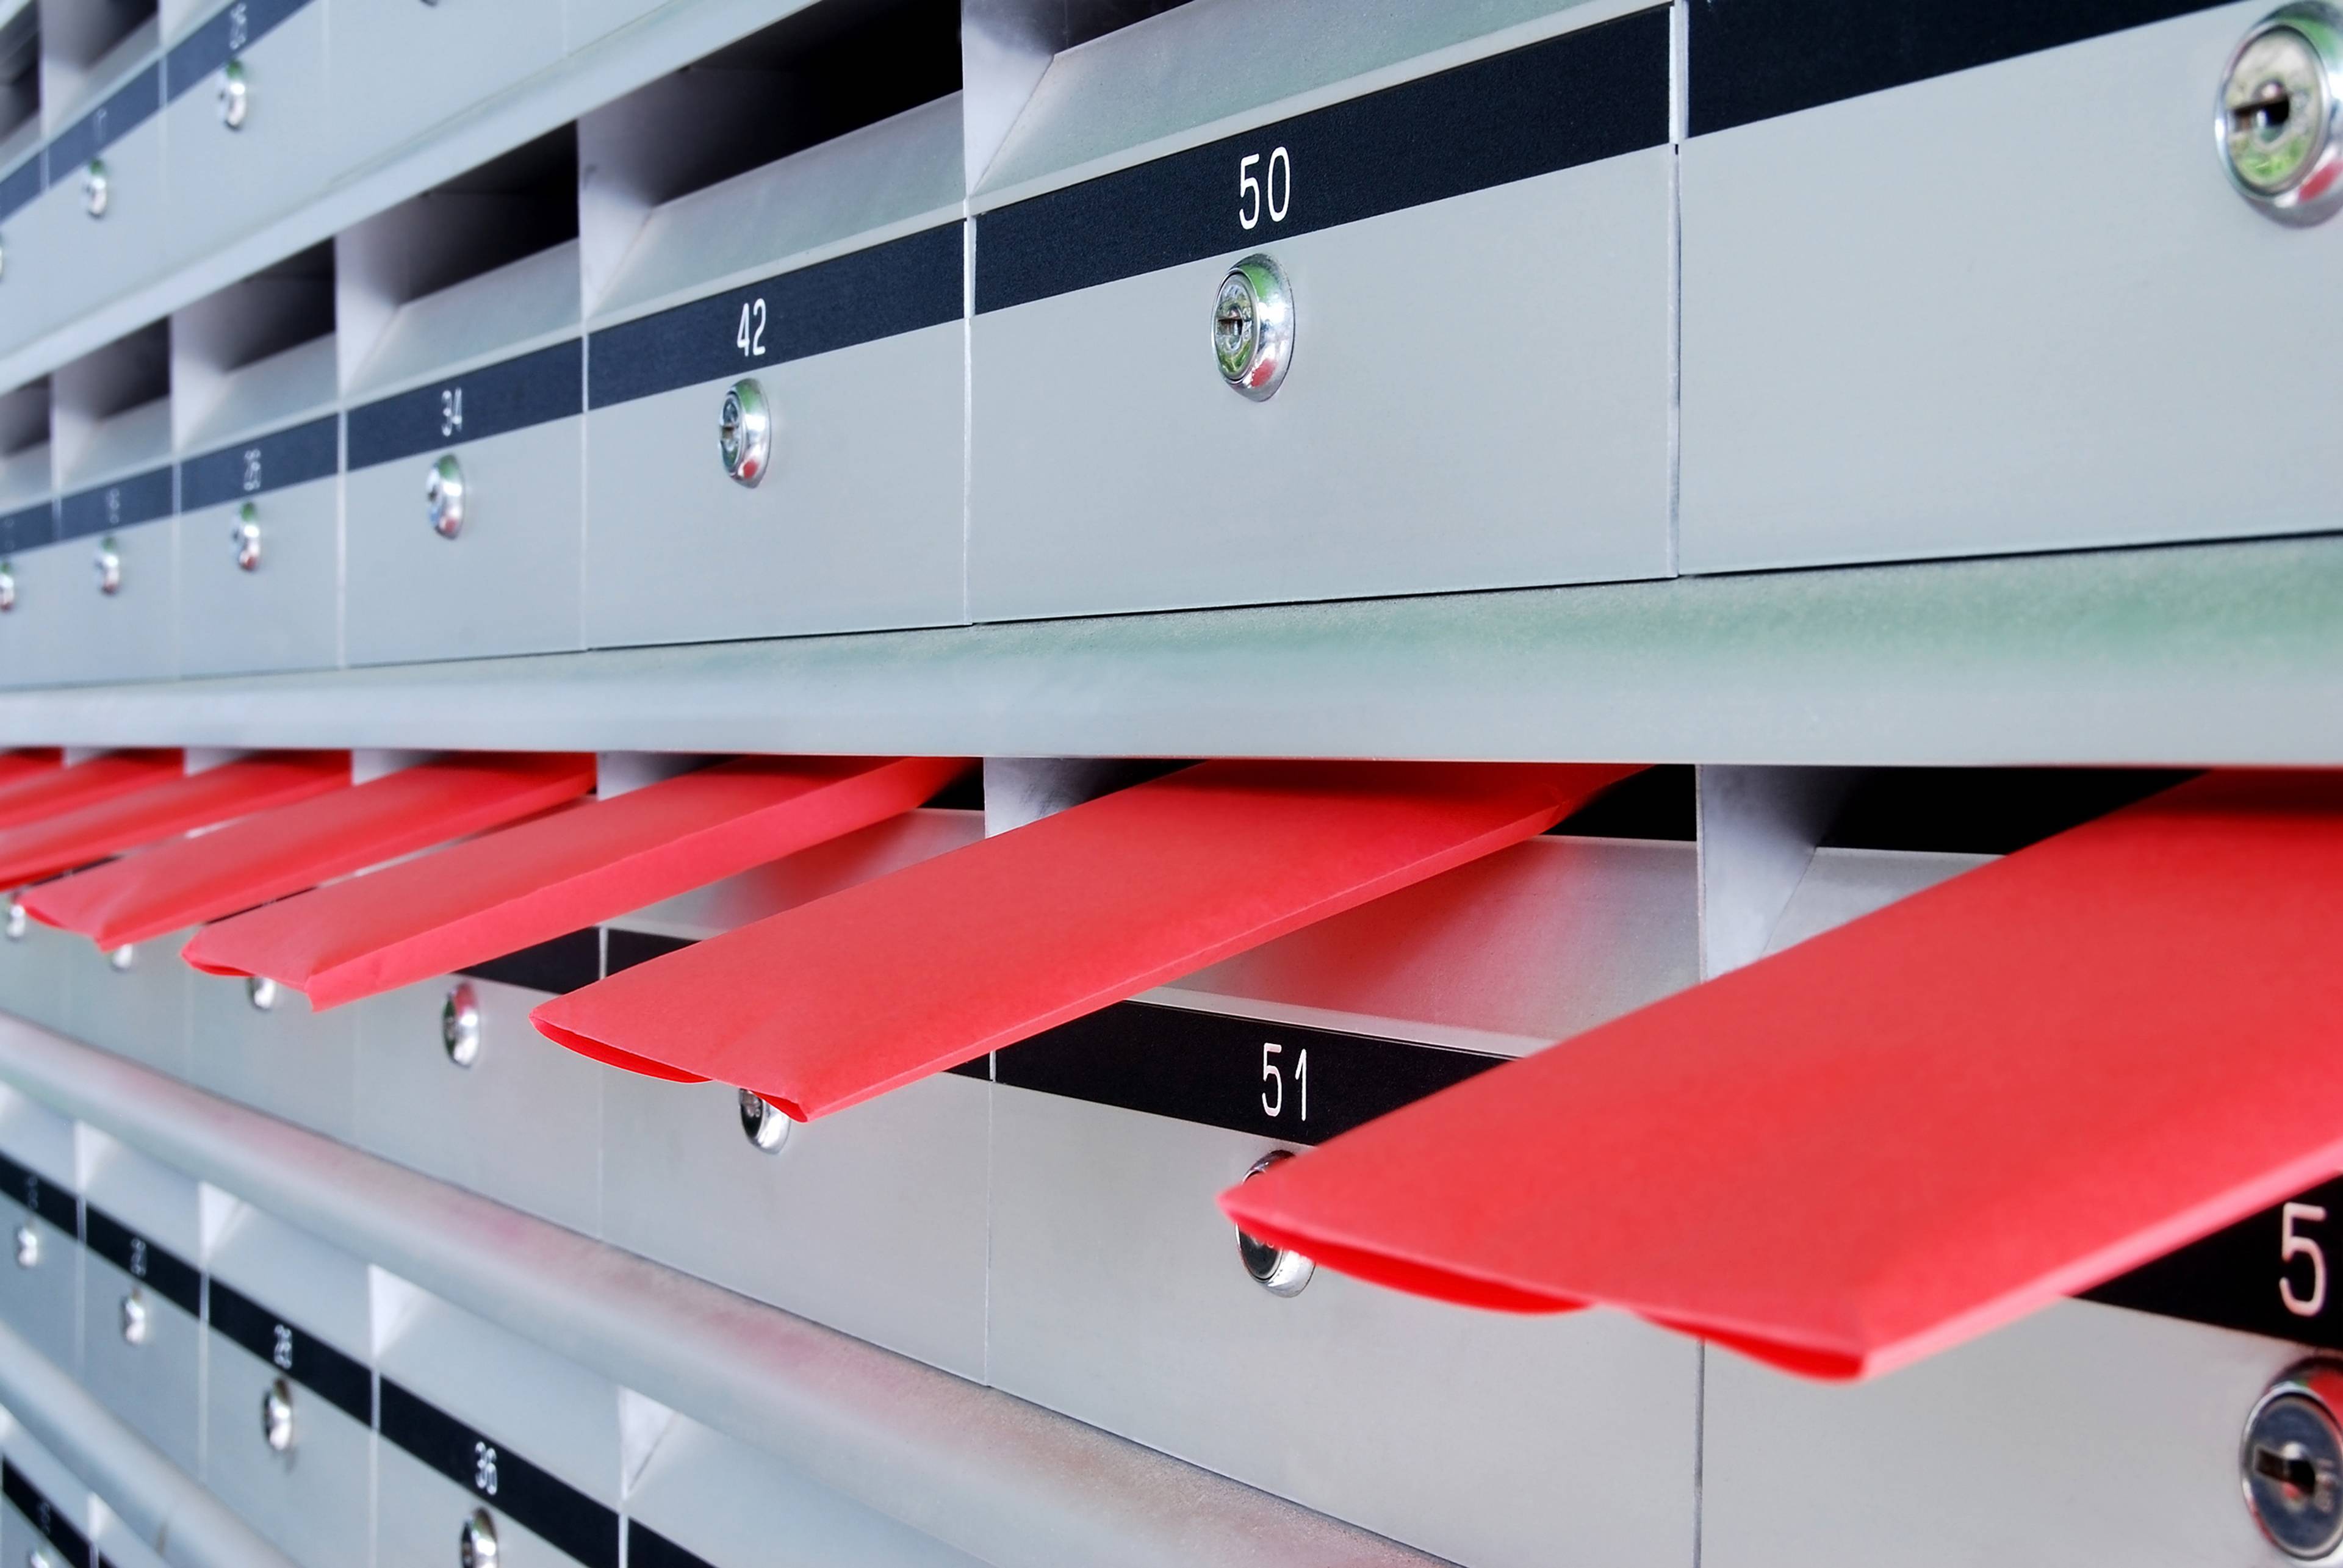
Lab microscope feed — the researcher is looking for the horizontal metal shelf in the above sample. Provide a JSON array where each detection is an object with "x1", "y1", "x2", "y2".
[{"x1": 0, "y1": 531, "x2": 2336, "y2": 765}]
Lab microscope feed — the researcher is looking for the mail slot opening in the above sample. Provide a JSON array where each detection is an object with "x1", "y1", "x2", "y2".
[{"x1": 0, "y1": 4, "x2": 37, "y2": 158}]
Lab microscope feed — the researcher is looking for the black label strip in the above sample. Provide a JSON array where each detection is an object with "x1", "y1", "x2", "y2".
[
  {"x1": 2086, "y1": 1176, "x2": 2343, "y2": 1349},
  {"x1": 82, "y1": 1206, "x2": 201, "y2": 1317},
  {"x1": 0, "y1": 153, "x2": 40, "y2": 225},
  {"x1": 601, "y1": 928, "x2": 693, "y2": 979},
  {"x1": 459, "y1": 927, "x2": 601, "y2": 996},
  {"x1": 975, "y1": 9, "x2": 1670, "y2": 314},
  {"x1": 0, "y1": 501, "x2": 56, "y2": 557},
  {"x1": 0, "y1": 1148, "x2": 78, "y2": 1237},
  {"x1": 165, "y1": 0, "x2": 314, "y2": 99},
  {"x1": 346, "y1": 339, "x2": 581, "y2": 470},
  {"x1": 379, "y1": 1381, "x2": 619, "y2": 1568},
  {"x1": 47, "y1": 62, "x2": 161, "y2": 176},
  {"x1": 57, "y1": 467, "x2": 173, "y2": 542},
  {"x1": 996, "y1": 1000, "x2": 1504, "y2": 1145},
  {"x1": 1687, "y1": 0, "x2": 2226, "y2": 137},
  {"x1": 627, "y1": 1520, "x2": 717, "y2": 1568},
  {"x1": 207, "y1": 1278, "x2": 372, "y2": 1425},
  {"x1": 2, "y1": 1462, "x2": 88, "y2": 1568},
  {"x1": 178, "y1": 414, "x2": 337, "y2": 511},
  {"x1": 588, "y1": 223, "x2": 963, "y2": 409}
]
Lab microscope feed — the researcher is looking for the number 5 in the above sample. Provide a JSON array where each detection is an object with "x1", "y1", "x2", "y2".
[
  {"x1": 2284, "y1": 1201, "x2": 2328, "y2": 1317},
  {"x1": 1238, "y1": 153, "x2": 1261, "y2": 231},
  {"x1": 1260, "y1": 1041, "x2": 1283, "y2": 1117}
]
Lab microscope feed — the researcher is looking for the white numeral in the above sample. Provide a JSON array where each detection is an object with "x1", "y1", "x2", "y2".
[
  {"x1": 440, "y1": 387, "x2": 463, "y2": 439},
  {"x1": 128, "y1": 1236, "x2": 148, "y2": 1278},
  {"x1": 241, "y1": 447, "x2": 262, "y2": 494},
  {"x1": 1237, "y1": 147, "x2": 1292, "y2": 230},
  {"x1": 105, "y1": 487, "x2": 121, "y2": 526},
  {"x1": 736, "y1": 298, "x2": 768, "y2": 358},
  {"x1": 228, "y1": 2, "x2": 249, "y2": 49},
  {"x1": 2284, "y1": 1202, "x2": 2328, "y2": 1317},
  {"x1": 473, "y1": 1440, "x2": 500, "y2": 1497},
  {"x1": 1260, "y1": 1040, "x2": 1283, "y2": 1117}
]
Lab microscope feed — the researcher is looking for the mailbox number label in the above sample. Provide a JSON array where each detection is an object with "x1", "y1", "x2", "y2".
[
  {"x1": 2284, "y1": 1201, "x2": 2328, "y2": 1318},
  {"x1": 272, "y1": 1323, "x2": 293, "y2": 1370},
  {"x1": 128, "y1": 1235, "x2": 148, "y2": 1278},
  {"x1": 1260, "y1": 1041, "x2": 1308, "y2": 1122},
  {"x1": 439, "y1": 387, "x2": 464, "y2": 439},
  {"x1": 104, "y1": 487, "x2": 121, "y2": 527},
  {"x1": 473, "y1": 1440, "x2": 500, "y2": 1497},
  {"x1": 1237, "y1": 146, "x2": 1292, "y2": 231},
  {"x1": 227, "y1": 2, "x2": 249, "y2": 50},
  {"x1": 735, "y1": 297, "x2": 768, "y2": 358},
  {"x1": 241, "y1": 446, "x2": 262, "y2": 493}
]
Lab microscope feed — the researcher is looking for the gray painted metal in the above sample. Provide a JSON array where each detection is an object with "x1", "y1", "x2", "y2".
[
  {"x1": 1, "y1": 530, "x2": 2339, "y2": 764},
  {"x1": 176, "y1": 479, "x2": 340, "y2": 678},
  {"x1": 320, "y1": 0, "x2": 566, "y2": 193},
  {"x1": 187, "y1": 973, "x2": 358, "y2": 1142},
  {"x1": 0, "y1": 1312, "x2": 303, "y2": 1568},
  {"x1": 158, "y1": 3, "x2": 335, "y2": 268},
  {"x1": 80, "y1": 1253, "x2": 201, "y2": 1477},
  {"x1": 61, "y1": 930, "x2": 192, "y2": 1080},
  {"x1": 0, "y1": 1016, "x2": 1447, "y2": 1567},
  {"x1": 202, "y1": 1333, "x2": 372, "y2": 1568}
]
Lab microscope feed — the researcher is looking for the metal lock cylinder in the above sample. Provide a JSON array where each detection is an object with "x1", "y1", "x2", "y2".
[
  {"x1": 740, "y1": 1088, "x2": 790, "y2": 1152},
  {"x1": 217, "y1": 59, "x2": 249, "y2": 129},
  {"x1": 12, "y1": 1221, "x2": 36, "y2": 1269},
  {"x1": 460, "y1": 1508, "x2": 499, "y2": 1567},
  {"x1": 4, "y1": 899, "x2": 23, "y2": 940},
  {"x1": 232, "y1": 502, "x2": 261, "y2": 571},
  {"x1": 718, "y1": 378, "x2": 771, "y2": 486},
  {"x1": 2221, "y1": 4, "x2": 2343, "y2": 221},
  {"x1": 82, "y1": 160, "x2": 107, "y2": 218},
  {"x1": 261, "y1": 1378, "x2": 295, "y2": 1453},
  {"x1": 442, "y1": 982, "x2": 481, "y2": 1067},
  {"x1": 93, "y1": 536, "x2": 121, "y2": 595},
  {"x1": 426, "y1": 455, "x2": 466, "y2": 539},
  {"x1": 246, "y1": 975, "x2": 276, "y2": 1011},
  {"x1": 120, "y1": 1289, "x2": 149, "y2": 1345},
  {"x1": 2245, "y1": 1359, "x2": 2343, "y2": 1558},
  {"x1": 1234, "y1": 1151, "x2": 1314, "y2": 1295},
  {"x1": 0, "y1": 561, "x2": 16, "y2": 613},
  {"x1": 107, "y1": 943, "x2": 134, "y2": 972},
  {"x1": 1212, "y1": 254, "x2": 1294, "y2": 400}
]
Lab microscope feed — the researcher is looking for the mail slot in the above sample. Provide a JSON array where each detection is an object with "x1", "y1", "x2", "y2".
[
  {"x1": 375, "y1": 1279, "x2": 623, "y2": 1568},
  {"x1": 0, "y1": 1085, "x2": 79, "y2": 1375},
  {"x1": 985, "y1": 815, "x2": 1702, "y2": 1566},
  {"x1": 76, "y1": 1129, "x2": 203, "y2": 1475},
  {"x1": 42, "y1": 322, "x2": 177, "y2": 686},
  {"x1": 966, "y1": 0, "x2": 1674, "y2": 620},
  {"x1": 161, "y1": 0, "x2": 333, "y2": 264},
  {"x1": 339, "y1": 129, "x2": 583, "y2": 664},
  {"x1": 323, "y1": 0, "x2": 561, "y2": 180},
  {"x1": 580, "y1": 10, "x2": 965, "y2": 647},
  {"x1": 598, "y1": 807, "x2": 988, "y2": 1378},
  {"x1": 1679, "y1": 2, "x2": 2343, "y2": 571},
  {"x1": 204, "y1": 1198, "x2": 373, "y2": 1568}
]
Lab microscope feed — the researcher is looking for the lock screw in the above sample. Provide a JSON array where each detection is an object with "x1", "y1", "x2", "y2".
[
  {"x1": 739, "y1": 1088, "x2": 790, "y2": 1152},
  {"x1": 93, "y1": 537, "x2": 121, "y2": 595},
  {"x1": 232, "y1": 503, "x2": 261, "y2": 571},
  {"x1": 460, "y1": 1507, "x2": 499, "y2": 1567},
  {"x1": 442, "y1": 981, "x2": 481, "y2": 1068},
  {"x1": 261, "y1": 1377, "x2": 294, "y2": 1452},
  {"x1": 718, "y1": 379, "x2": 771, "y2": 487},
  {"x1": 217, "y1": 59, "x2": 248, "y2": 129},
  {"x1": 2245, "y1": 1360, "x2": 2343, "y2": 1558},
  {"x1": 2220, "y1": 5, "x2": 2343, "y2": 221},
  {"x1": 107, "y1": 943, "x2": 134, "y2": 972},
  {"x1": 82, "y1": 160, "x2": 107, "y2": 219},
  {"x1": 1234, "y1": 1151, "x2": 1314, "y2": 1295},
  {"x1": 426, "y1": 454, "x2": 466, "y2": 539},
  {"x1": 1212, "y1": 254, "x2": 1294, "y2": 400},
  {"x1": 246, "y1": 976, "x2": 276, "y2": 1011}
]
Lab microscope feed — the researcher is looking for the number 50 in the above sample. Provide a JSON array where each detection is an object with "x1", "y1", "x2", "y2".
[{"x1": 1238, "y1": 146, "x2": 1292, "y2": 231}]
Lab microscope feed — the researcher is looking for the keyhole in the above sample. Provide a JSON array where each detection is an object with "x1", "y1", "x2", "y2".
[
  {"x1": 2258, "y1": 1440, "x2": 2327, "y2": 1503},
  {"x1": 2236, "y1": 77, "x2": 2297, "y2": 140}
]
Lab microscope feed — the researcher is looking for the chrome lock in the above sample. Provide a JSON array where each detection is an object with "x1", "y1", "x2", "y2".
[
  {"x1": 1212, "y1": 253, "x2": 1294, "y2": 400},
  {"x1": 4, "y1": 899, "x2": 23, "y2": 940},
  {"x1": 217, "y1": 58, "x2": 249, "y2": 129},
  {"x1": 2220, "y1": 4, "x2": 2343, "y2": 221},
  {"x1": 107, "y1": 943, "x2": 134, "y2": 971},
  {"x1": 1233, "y1": 1151, "x2": 1314, "y2": 1296},
  {"x1": 739, "y1": 1087, "x2": 789, "y2": 1152},
  {"x1": 261, "y1": 1377, "x2": 295, "y2": 1453},
  {"x1": 718, "y1": 378, "x2": 771, "y2": 487},
  {"x1": 0, "y1": 561, "x2": 16, "y2": 613},
  {"x1": 426, "y1": 453, "x2": 466, "y2": 539},
  {"x1": 459, "y1": 1507, "x2": 499, "y2": 1567},
  {"x1": 246, "y1": 975, "x2": 276, "y2": 1011},
  {"x1": 442, "y1": 981, "x2": 481, "y2": 1068},
  {"x1": 0, "y1": 237, "x2": 8, "y2": 281},
  {"x1": 120, "y1": 1289, "x2": 149, "y2": 1345},
  {"x1": 2245, "y1": 1360, "x2": 2343, "y2": 1558},
  {"x1": 12, "y1": 1222, "x2": 36, "y2": 1269},
  {"x1": 30, "y1": 1548, "x2": 52, "y2": 1568},
  {"x1": 232, "y1": 502, "x2": 261, "y2": 570},
  {"x1": 82, "y1": 159, "x2": 107, "y2": 218},
  {"x1": 93, "y1": 536, "x2": 121, "y2": 595}
]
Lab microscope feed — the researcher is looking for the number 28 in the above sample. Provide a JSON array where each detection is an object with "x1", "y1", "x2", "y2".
[{"x1": 1238, "y1": 146, "x2": 1292, "y2": 231}]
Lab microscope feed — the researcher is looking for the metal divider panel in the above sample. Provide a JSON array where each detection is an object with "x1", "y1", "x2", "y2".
[
  {"x1": 0, "y1": 753, "x2": 349, "y2": 890},
  {"x1": 0, "y1": 754, "x2": 184, "y2": 838},
  {"x1": 81, "y1": 1207, "x2": 201, "y2": 1317},
  {"x1": 1, "y1": 1461, "x2": 88, "y2": 1568},
  {"x1": 24, "y1": 753, "x2": 598, "y2": 949},
  {"x1": 206, "y1": 1278, "x2": 372, "y2": 1424},
  {"x1": 1221, "y1": 770, "x2": 2343, "y2": 1380},
  {"x1": 530, "y1": 761, "x2": 1636, "y2": 1120},
  {"x1": 182, "y1": 757, "x2": 967, "y2": 1010},
  {"x1": 0, "y1": 1148, "x2": 78, "y2": 1237},
  {"x1": 378, "y1": 1381, "x2": 618, "y2": 1568}
]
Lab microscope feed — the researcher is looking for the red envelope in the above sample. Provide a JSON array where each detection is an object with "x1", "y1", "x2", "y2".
[
  {"x1": 0, "y1": 752, "x2": 348, "y2": 888},
  {"x1": 25, "y1": 753, "x2": 598, "y2": 948},
  {"x1": 1220, "y1": 769, "x2": 2343, "y2": 1381},
  {"x1": 0, "y1": 750, "x2": 184, "y2": 838},
  {"x1": 530, "y1": 761, "x2": 1636, "y2": 1118},
  {"x1": 184, "y1": 755, "x2": 968, "y2": 1009},
  {"x1": 0, "y1": 750, "x2": 60, "y2": 792}
]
